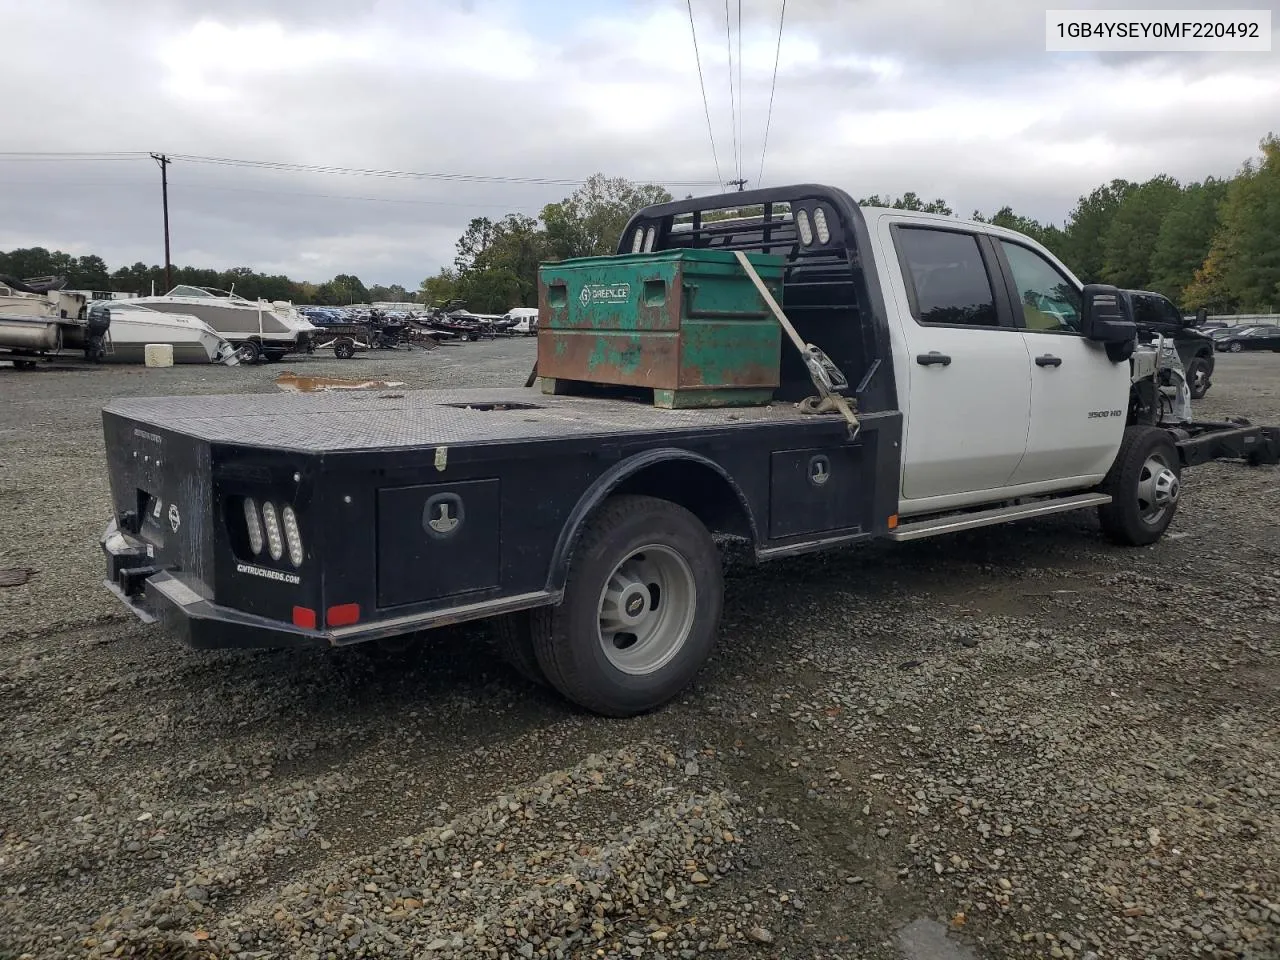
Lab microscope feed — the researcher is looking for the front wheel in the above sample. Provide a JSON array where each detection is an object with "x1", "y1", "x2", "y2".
[
  {"x1": 530, "y1": 495, "x2": 723, "y2": 717},
  {"x1": 1185, "y1": 355, "x2": 1211, "y2": 399},
  {"x1": 1230, "y1": 341, "x2": 1243, "y2": 353},
  {"x1": 1097, "y1": 426, "x2": 1181, "y2": 546}
]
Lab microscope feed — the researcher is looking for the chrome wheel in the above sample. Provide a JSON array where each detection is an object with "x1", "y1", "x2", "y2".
[
  {"x1": 1137, "y1": 453, "x2": 1179, "y2": 526},
  {"x1": 597, "y1": 544, "x2": 696, "y2": 676}
]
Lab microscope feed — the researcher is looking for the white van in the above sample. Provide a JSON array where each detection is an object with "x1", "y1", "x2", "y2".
[{"x1": 506, "y1": 307, "x2": 539, "y2": 336}]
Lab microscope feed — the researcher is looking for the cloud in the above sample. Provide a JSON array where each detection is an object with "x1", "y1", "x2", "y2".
[{"x1": 0, "y1": 0, "x2": 1276, "y2": 286}]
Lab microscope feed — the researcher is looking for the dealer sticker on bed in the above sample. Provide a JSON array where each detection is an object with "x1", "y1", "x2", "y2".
[{"x1": 579, "y1": 283, "x2": 631, "y2": 306}]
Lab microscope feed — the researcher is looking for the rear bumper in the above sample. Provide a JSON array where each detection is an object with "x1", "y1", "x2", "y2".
[
  {"x1": 100, "y1": 519, "x2": 558, "y2": 649},
  {"x1": 100, "y1": 520, "x2": 327, "y2": 650}
]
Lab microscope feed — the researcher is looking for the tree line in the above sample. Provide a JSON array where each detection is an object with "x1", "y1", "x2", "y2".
[
  {"x1": 0, "y1": 248, "x2": 412, "y2": 307},
  {"x1": 4, "y1": 134, "x2": 1276, "y2": 314}
]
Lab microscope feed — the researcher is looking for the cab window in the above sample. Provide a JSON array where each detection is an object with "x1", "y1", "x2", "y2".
[
  {"x1": 895, "y1": 227, "x2": 1000, "y2": 327},
  {"x1": 1131, "y1": 294, "x2": 1165, "y2": 327},
  {"x1": 999, "y1": 241, "x2": 1082, "y2": 333}
]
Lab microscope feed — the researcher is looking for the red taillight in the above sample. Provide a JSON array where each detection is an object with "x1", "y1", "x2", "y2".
[
  {"x1": 326, "y1": 603, "x2": 360, "y2": 627},
  {"x1": 292, "y1": 606, "x2": 317, "y2": 630}
]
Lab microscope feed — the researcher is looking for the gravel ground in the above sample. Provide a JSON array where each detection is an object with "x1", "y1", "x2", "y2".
[{"x1": 1, "y1": 342, "x2": 1277, "y2": 960}]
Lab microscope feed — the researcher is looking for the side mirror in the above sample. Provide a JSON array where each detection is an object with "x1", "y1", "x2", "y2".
[{"x1": 1080, "y1": 283, "x2": 1136, "y2": 362}]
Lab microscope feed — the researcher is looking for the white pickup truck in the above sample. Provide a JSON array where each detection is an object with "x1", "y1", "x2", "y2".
[{"x1": 97, "y1": 184, "x2": 1279, "y2": 717}]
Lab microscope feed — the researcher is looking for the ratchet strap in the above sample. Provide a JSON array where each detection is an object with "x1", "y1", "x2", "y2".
[{"x1": 733, "y1": 251, "x2": 860, "y2": 438}]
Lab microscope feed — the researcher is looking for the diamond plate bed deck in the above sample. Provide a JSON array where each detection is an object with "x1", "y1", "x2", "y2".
[{"x1": 103, "y1": 386, "x2": 826, "y2": 452}]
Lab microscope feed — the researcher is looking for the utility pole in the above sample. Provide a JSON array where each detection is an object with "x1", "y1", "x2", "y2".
[
  {"x1": 150, "y1": 153, "x2": 172, "y2": 291},
  {"x1": 727, "y1": 178, "x2": 748, "y2": 192}
]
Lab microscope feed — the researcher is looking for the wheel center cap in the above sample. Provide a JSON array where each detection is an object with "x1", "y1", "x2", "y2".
[
  {"x1": 618, "y1": 585, "x2": 649, "y2": 625},
  {"x1": 1155, "y1": 469, "x2": 1180, "y2": 505}
]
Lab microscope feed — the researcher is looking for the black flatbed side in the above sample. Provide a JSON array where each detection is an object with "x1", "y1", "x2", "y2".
[{"x1": 99, "y1": 386, "x2": 903, "y2": 649}]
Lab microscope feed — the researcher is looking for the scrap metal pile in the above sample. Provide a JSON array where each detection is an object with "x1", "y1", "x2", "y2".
[{"x1": 299, "y1": 301, "x2": 536, "y2": 359}]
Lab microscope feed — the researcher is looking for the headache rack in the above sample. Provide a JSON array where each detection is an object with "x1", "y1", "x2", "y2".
[{"x1": 618, "y1": 185, "x2": 896, "y2": 412}]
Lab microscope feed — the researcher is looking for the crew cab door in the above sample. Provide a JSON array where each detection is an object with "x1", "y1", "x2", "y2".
[
  {"x1": 877, "y1": 220, "x2": 1031, "y2": 502},
  {"x1": 992, "y1": 239, "x2": 1130, "y2": 486}
]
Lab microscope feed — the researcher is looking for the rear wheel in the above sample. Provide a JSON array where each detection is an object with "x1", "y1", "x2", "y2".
[
  {"x1": 529, "y1": 495, "x2": 723, "y2": 717},
  {"x1": 1098, "y1": 426, "x2": 1181, "y2": 546}
]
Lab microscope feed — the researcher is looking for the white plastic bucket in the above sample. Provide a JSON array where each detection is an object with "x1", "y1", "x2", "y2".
[{"x1": 144, "y1": 343, "x2": 174, "y2": 367}]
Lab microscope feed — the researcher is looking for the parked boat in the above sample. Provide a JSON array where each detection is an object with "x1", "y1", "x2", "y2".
[
  {"x1": 124, "y1": 285, "x2": 317, "y2": 362},
  {"x1": 0, "y1": 275, "x2": 88, "y2": 367},
  {"x1": 86, "y1": 301, "x2": 239, "y2": 365}
]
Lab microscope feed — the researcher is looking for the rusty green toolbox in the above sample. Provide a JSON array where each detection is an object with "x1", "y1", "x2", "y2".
[{"x1": 535, "y1": 248, "x2": 786, "y2": 408}]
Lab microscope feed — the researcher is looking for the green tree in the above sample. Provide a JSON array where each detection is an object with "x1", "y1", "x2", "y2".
[
  {"x1": 1099, "y1": 174, "x2": 1183, "y2": 289},
  {"x1": 71, "y1": 255, "x2": 111, "y2": 290},
  {"x1": 472, "y1": 214, "x2": 549, "y2": 307},
  {"x1": 419, "y1": 267, "x2": 460, "y2": 306},
  {"x1": 454, "y1": 217, "x2": 498, "y2": 272},
  {"x1": 972, "y1": 206, "x2": 1069, "y2": 261},
  {"x1": 1060, "y1": 179, "x2": 1137, "y2": 281},
  {"x1": 1181, "y1": 246, "x2": 1235, "y2": 313},
  {"x1": 860, "y1": 193, "x2": 953, "y2": 215},
  {"x1": 1147, "y1": 177, "x2": 1228, "y2": 304},
  {"x1": 458, "y1": 267, "x2": 524, "y2": 314},
  {"x1": 1207, "y1": 134, "x2": 1280, "y2": 311},
  {"x1": 541, "y1": 174, "x2": 673, "y2": 260},
  {"x1": 0, "y1": 246, "x2": 57, "y2": 279}
]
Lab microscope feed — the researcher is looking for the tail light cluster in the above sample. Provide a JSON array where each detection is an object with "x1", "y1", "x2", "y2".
[{"x1": 242, "y1": 498, "x2": 303, "y2": 567}]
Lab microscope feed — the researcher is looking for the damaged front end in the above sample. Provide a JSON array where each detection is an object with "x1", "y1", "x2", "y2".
[{"x1": 1130, "y1": 334, "x2": 1280, "y2": 467}]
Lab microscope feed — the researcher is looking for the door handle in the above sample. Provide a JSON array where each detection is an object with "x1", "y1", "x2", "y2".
[
  {"x1": 916, "y1": 352, "x2": 951, "y2": 366},
  {"x1": 1035, "y1": 354, "x2": 1063, "y2": 367}
]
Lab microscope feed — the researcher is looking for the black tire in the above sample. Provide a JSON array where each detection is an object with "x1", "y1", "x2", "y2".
[
  {"x1": 529, "y1": 494, "x2": 723, "y2": 717},
  {"x1": 264, "y1": 350, "x2": 286, "y2": 362},
  {"x1": 1185, "y1": 355, "x2": 1211, "y2": 400},
  {"x1": 1097, "y1": 426, "x2": 1182, "y2": 546},
  {"x1": 236, "y1": 340, "x2": 261, "y2": 364},
  {"x1": 333, "y1": 338, "x2": 356, "y2": 360},
  {"x1": 491, "y1": 613, "x2": 547, "y2": 686}
]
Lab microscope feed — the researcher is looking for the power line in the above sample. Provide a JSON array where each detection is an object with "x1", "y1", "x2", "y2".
[
  {"x1": 757, "y1": 0, "x2": 787, "y2": 188},
  {"x1": 173, "y1": 155, "x2": 724, "y2": 188},
  {"x1": 685, "y1": 0, "x2": 724, "y2": 187},
  {"x1": 724, "y1": 0, "x2": 739, "y2": 183},
  {"x1": 0, "y1": 177, "x2": 547, "y2": 210},
  {"x1": 0, "y1": 151, "x2": 723, "y2": 188},
  {"x1": 0, "y1": 152, "x2": 149, "y2": 161}
]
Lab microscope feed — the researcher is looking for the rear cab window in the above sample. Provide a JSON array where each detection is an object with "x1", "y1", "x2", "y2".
[{"x1": 893, "y1": 227, "x2": 1002, "y2": 328}]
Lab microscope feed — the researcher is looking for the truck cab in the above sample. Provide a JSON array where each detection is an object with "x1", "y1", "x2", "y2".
[{"x1": 621, "y1": 189, "x2": 1136, "y2": 522}]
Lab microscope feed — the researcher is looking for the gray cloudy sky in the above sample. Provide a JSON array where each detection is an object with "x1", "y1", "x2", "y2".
[{"x1": 1, "y1": 0, "x2": 1276, "y2": 287}]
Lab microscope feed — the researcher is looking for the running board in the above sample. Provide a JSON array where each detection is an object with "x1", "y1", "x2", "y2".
[{"x1": 890, "y1": 493, "x2": 1112, "y2": 542}]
